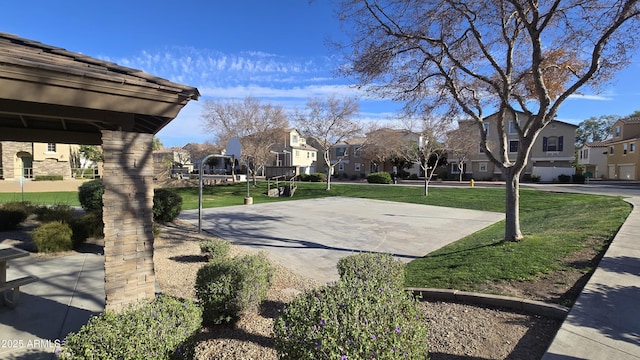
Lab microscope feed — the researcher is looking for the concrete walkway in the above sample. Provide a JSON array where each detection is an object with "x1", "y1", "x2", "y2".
[
  {"x1": 542, "y1": 197, "x2": 640, "y2": 359},
  {"x1": 0, "y1": 250, "x2": 104, "y2": 359}
]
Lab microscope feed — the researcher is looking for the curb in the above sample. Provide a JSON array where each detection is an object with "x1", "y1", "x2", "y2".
[{"x1": 407, "y1": 287, "x2": 569, "y2": 320}]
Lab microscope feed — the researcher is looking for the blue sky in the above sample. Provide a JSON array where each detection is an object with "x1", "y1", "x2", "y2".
[{"x1": 3, "y1": 1, "x2": 640, "y2": 147}]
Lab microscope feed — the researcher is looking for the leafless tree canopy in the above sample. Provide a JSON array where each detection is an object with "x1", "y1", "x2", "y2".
[
  {"x1": 336, "y1": 0, "x2": 640, "y2": 240},
  {"x1": 201, "y1": 96, "x2": 289, "y2": 181},
  {"x1": 294, "y1": 95, "x2": 362, "y2": 190}
]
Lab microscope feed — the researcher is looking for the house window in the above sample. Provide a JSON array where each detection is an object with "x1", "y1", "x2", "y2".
[
  {"x1": 582, "y1": 149, "x2": 589, "y2": 159},
  {"x1": 479, "y1": 162, "x2": 487, "y2": 172},
  {"x1": 484, "y1": 122, "x2": 490, "y2": 135},
  {"x1": 47, "y1": 143, "x2": 56, "y2": 152},
  {"x1": 307, "y1": 152, "x2": 310, "y2": 158},
  {"x1": 450, "y1": 162, "x2": 459, "y2": 174},
  {"x1": 542, "y1": 136, "x2": 564, "y2": 152},
  {"x1": 355, "y1": 163, "x2": 361, "y2": 172},
  {"x1": 292, "y1": 135, "x2": 299, "y2": 144},
  {"x1": 631, "y1": 143, "x2": 636, "y2": 153},
  {"x1": 509, "y1": 120, "x2": 518, "y2": 134},
  {"x1": 354, "y1": 146, "x2": 361, "y2": 157},
  {"x1": 295, "y1": 150, "x2": 300, "y2": 157},
  {"x1": 338, "y1": 162, "x2": 345, "y2": 172},
  {"x1": 336, "y1": 147, "x2": 347, "y2": 157},
  {"x1": 479, "y1": 145, "x2": 485, "y2": 154},
  {"x1": 610, "y1": 146, "x2": 614, "y2": 155},
  {"x1": 624, "y1": 143, "x2": 628, "y2": 155},
  {"x1": 509, "y1": 140, "x2": 519, "y2": 153},
  {"x1": 615, "y1": 126, "x2": 621, "y2": 137}
]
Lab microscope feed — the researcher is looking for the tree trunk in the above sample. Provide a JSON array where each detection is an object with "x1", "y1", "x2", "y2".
[
  {"x1": 504, "y1": 168, "x2": 524, "y2": 242},
  {"x1": 423, "y1": 177, "x2": 429, "y2": 196},
  {"x1": 326, "y1": 166, "x2": 332, "y2": 191}
]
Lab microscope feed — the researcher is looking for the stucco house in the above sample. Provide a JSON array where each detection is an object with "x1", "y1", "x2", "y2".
[
  {"x1": 0, "y1": 141, "x2": 79, "y2": 180},
  {"x1": 270, "y1": 129, "x2": 318, "y2": 175},
  {"x1": 462, "y1": 112, "x2": 578, "y2": 182},
  {"x1": 603, "y1": 117, "x2": 640, "y2": 180},
  {"x1": 577, "y1": 141, "x2": 609, "y2": 179}
]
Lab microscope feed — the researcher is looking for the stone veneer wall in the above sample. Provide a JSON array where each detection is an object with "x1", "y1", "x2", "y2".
[
  {"x1": 0, "y1": 142, "x2": 32, "y2": 179},
  {"x1": 33, "y1": 158, "x2": 72, "y2": 178},
  {"x1": 101, "y1": 130, "x2": 156, "y2": 311}
]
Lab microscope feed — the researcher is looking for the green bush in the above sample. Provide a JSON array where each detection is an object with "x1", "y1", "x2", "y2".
[
  {"x1": 195, "y1": 253, "x2": 273, "y2": 324},
  {"x1": 273, "y1": 277, "x2": 429, "y2": 359},
  {"x1": 0, "y1": 202, "x2": 31, "y2": 231},
  {"x1": 31, "y1": 221, "x2": 73, "y2": 253},
  {"x1": 153, "y1": 188, "x2": 183, "y2": 223},
  {"x1": 34, "y1": 175, "x2": 64, "y2": 181},
  {"x1": 68, "y1": 211, "x2": 104, "y2": 247},
  {"x1": 367, "y1": 172, "x2": 392, "y2": 184},
  {"x1": 78, "y1": 179, "x2": 104, "y2": 212},
  {"x1": 34, "y1": 204, "x2": 75, "y2": 223},
  {"x1": 558, "y1": 174, "x2": 571, "y2": 183},
  {"x1": 58, "y1": 295, "x2": 202, "y2": 360},
  {"x1": 308, "y1": 172, "x2": 327, "y2": 182},
  {"x1": 337, "y1": 252, "x2": 406, "y2": 288},
  {"x1": 299, "y1": 173, "x2": 309, "y2": 182},
  {"x1": 199, "y1": 239, "x2": 231, "y2": 262}
]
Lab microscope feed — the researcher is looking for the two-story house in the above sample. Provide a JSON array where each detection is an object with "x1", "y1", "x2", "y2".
[
  {"x1": 577, "y1": 141, "x2": 610, "y2": 179},
  {"x1": 0, "y1": 141, "x2": 77, "y2": 180},
  {"x1": 271, "y1": 129, "x2": 318, "y2": 175},
  {"x1": 603, "y1": 117, "x2": 640, "y2": 180},
  {"x1": 462, "y1": 112, "x2": 578, "y2": 182}
]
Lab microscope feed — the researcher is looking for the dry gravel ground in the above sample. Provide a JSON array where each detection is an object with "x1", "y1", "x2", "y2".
[{"x1": 155, "y1": 221, "x2": 562, "y2": 360}]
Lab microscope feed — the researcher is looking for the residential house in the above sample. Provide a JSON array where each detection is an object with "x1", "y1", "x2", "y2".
[
  {"x1": 462, "y1": 112, "x2": 578, "y2": 182},
  {"x1": 152, "y1": 147, "x2": 194, "y2": 178},
  {"x1": 577, "y1": 141, "x2": 609, "y2": 179},
  {"x1": 310, "y1": 128, "x2": 423, "y2": 179},
  {"x1": 271, "y1": 129, "x2": 318, "y2": 175},
  {"x1": 603, "y1": 117, "x2": 640, "y2": 180},
  {"x1": 0, "y1": 141, "x2": 77, "y2": 180}
]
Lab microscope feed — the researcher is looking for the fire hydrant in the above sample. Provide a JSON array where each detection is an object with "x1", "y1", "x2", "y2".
[{"x1": 470, "y1": 179, "x2": 475, "y2": 187}]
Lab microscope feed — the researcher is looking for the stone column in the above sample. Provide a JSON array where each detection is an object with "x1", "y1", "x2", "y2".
[{"x1": 101, "y1": 130, "x2": 156, "y2": 311}]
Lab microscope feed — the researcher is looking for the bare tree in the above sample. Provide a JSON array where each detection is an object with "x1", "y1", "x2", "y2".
[
  {"x1": 413, "y1": 119, "x2": 449, "y2": 196},
  {"x1": 447, "y1": 122, "x2": 482, "y2": 182},
  {"x1": 337, "y1": 0, "x2": 640, "y2": 241},
  {"x1": 294, "y1": 95, "x2": 361, "y2": 190},
  {"x1": 201, "y1": 96, "x2": 289, "y2": 185}
]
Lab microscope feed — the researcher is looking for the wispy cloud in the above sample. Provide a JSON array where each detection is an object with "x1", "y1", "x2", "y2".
[{"x1": 567, "y1": 93, "x2": 614, "y2": 101}]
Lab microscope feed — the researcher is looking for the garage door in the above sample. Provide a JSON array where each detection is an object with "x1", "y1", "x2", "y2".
[{"x1": 619, "y1": 165, "x2": 636, "y2": 180}]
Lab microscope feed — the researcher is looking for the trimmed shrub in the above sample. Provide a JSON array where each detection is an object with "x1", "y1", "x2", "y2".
[
  {"x1": 58, "y1": 295, "x2": 202, "y2": 360},
  {"x1": 273, "y1": 277, "x2": 429, "y2": 359},
  {"x1": 68, "y1": 211, "x2": 104, "y2": 248},
  {"x1": 34, "y1": 175, "x2": 63, "y2": 181},
  {"x1": 195, "y1": 253, "x2": 272, "y2": 324},
  {"x1": 572, "y1": 174, "x2": 586, "y2": 184},
  {"x1": 0, "y1": 202, "x2": 30, "y2": 231},
  {"x1": 558, "y1": 174, "x2": 571, "y2": 183},
  {"x1": 31, "y1": 221, "x2": 73, "y2": 253},
  {"x1": 367, "y1": 172, "x2": 392, "y2": 184},
  {"x1": 199, "y1": 239, "x2": 231, "y2": 262},
  {"x1": 308, "y1": 172, "x2": 327, "y2": 182},
  {"x1": 78, "y1": 179, "x2": 104, "y2": 212},
  {"x1": 337, "y1": 252, "x2": 406, "y2": 288},
  {"x1": 34, "y1": 204, "x2": 75, "y2": 223},
  {"x1": 153, "y1": 188, "x2": 183, "y2": 223},
  {"x1": 299, "y1": 173, "x2": 309, "y2": 182}
]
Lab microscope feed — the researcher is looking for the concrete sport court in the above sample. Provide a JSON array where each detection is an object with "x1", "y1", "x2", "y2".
[{"x1": 179, "y1": 197, "x2": 505, "y2": 283}]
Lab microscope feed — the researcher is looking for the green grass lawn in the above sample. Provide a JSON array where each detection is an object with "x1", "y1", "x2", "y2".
[
  {"x1": 0, "y1": 191, "x2": 80, "y2": 206},
  {"x1": 3, "y1": 181, "x2": 630, "y2": 297}
]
